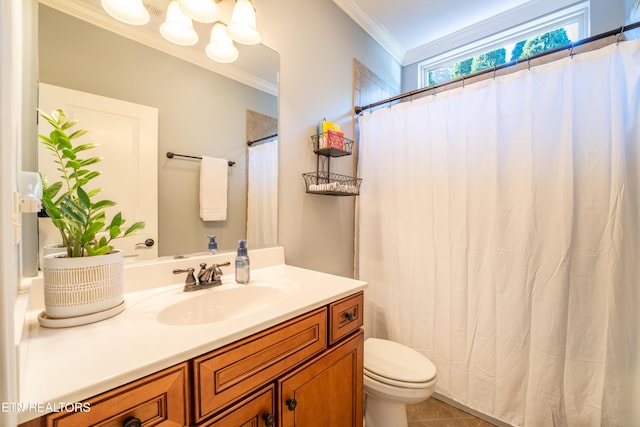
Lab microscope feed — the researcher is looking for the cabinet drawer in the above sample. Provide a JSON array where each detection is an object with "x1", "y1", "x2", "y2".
[
  {"x1": 329, "y1": 292, "x2": 363, "y2": 345},
  {"x1": 193, "y1": 308, "x2": 327, "y2": 423},
  {"x1": 45, "y1": 362, "x2": 189, "y2": 427},
  {"x1": 202, "y1": 384, "x2": 275, "y2": 427}
]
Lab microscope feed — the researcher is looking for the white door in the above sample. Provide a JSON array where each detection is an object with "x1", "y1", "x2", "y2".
[{"x1": 38, "y1": 83, "x2": 158, "y2": 261}]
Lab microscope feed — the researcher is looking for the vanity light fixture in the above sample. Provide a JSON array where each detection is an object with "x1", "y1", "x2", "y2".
[
  {"x1": 178, "y1": 0, "x2": 221, "y2": 23},
  {"x1": 160, "y1": 1, "x2": 199, "y2": 46},
  {"x1": 206, "y1": 21, "x2": 239, "y2": 63},
  {"x1": 226, "y1": 0, "x2": 261, "y2": 45},
  {"x1": 101, "y1": 0, "x2": 261, "y2": 63},
  {"x1": 101, "y1": 0, "x2": 150, "y2": 25}
]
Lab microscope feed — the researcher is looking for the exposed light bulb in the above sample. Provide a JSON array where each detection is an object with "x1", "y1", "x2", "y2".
[
  {"x1": 178, "y1": 0, "x2": 221, "y2": 24},
  {"x1": 160, "y1": 1, "x2": 199, "y2": 46},
  {"x1": 206, "y1": 21, "x2": 239, "y2": 63},
  {"x1": 101, "y1": 0, "x2": 150, "y2": 25},
  {"x1": 226, "y1": 0, "x2": 261, "y2": 45}
]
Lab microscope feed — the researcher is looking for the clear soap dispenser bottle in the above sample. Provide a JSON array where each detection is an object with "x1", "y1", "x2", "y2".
[
  {"x1": 206, "y1": 235, "x2": 218, "y2": 254},
  {"x1": 235, "y1": 240, "x2": 250, "y2": 284}
]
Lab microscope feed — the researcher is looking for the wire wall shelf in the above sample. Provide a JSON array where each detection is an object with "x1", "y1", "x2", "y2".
[
  {"x1": 303, "y1": 171, "x2": 362, "y2": 196},
  {"x1": 311, "y1": 132, "x2": 354, "y2": 157}
]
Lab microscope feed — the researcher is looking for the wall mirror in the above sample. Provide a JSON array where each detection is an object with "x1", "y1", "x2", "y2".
[{"x1": 35, "y1": 0, "x2": 278, "y2": 263}]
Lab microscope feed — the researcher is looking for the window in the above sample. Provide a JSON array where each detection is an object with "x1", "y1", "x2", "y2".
[{"x1": 419, "y1": 2, "x2": 589, "y2": 88}]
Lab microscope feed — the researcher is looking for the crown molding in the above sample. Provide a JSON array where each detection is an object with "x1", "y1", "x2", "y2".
[
  {"x1": 38, "y1": 0, "x2": 277, "y2": 96},
  {"x1": 332, "y1": 0, "x2": 405, "y2": 64},
  {"x1": 333, "y1": 0, "x2": 586, "y2": 67}
]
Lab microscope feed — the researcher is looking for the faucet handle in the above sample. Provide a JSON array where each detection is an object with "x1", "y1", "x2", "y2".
[
  {"x1": 173, "y1": 267, "x2": 197, "y2": 289},
  {"x1": 210, "y1": 261, "x2": 231, "y2": 281},
  {"x1": 197, "y1": 263, "x2": 212, "y2": 284}
]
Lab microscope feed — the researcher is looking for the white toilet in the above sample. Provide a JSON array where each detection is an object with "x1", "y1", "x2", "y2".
[{"x1": 364, "y1": 338, "x2": 437, "y2": 427}]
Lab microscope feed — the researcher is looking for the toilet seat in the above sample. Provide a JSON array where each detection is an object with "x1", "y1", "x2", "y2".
[
  {"x1": 364, "y1": 368, "x2": 436, "y2": 389},
  {"x1": 364, "y1": 338, "x2": 437, "y2": 388}
]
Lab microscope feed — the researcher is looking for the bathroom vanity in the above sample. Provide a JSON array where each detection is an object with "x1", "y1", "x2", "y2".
[{"x1": 16, "y1": 247, "x2": 366, "y2": 427}]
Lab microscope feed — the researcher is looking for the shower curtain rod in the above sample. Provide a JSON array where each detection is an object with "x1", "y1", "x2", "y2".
[
  {"x1": 247, "y1": 133, "x2": 278, "y2": 146},
  {"x1": 354, "y1": 20, "x2": 640, "y2": 114}
]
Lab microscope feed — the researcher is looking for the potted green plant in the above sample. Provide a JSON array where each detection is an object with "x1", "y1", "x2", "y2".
[{"x1": 39, "y1": 109, "x2": 145, "y2": 321}]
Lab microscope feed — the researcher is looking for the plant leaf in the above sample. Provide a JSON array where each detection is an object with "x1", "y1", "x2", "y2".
[
  {"x1": 89, "y1": 211, "x2": 106, "y2": 223},
  {"x1": 91, "y1": 199, "x2": 116, "y2": 211},
  {"x1": 44, "y1": 181, "x2": 63, "y2": 199},
  {"x1": 52, "y1": 109, "x2": 67, "y2": 124},
  {"x1": 61, "y1": 149, "x2": 76, "y2": 160},
  {"x1": 60, "y1": 197, "x2": 88, "y2": 225},
  {"x1": 123, "y1": 221, "x2": 145, "y2": 237},
  {"x1": 72, "y1": 143, "x2": 99, "y2": 153},
  {"x1": 79, "y1": 157, "x2": 103, "y2": 167},
  {"x1": 39, "y1": 112, "x2": 59, "y2": 128},
  {"x1": 81, "y1": 222, "x2": 104, "y2": 245},
  {"x1": 60, "y1": 119, "x2": 79, "y2": 130},
  {"x1": 38, "y1": 134, "x2": 53, "y2": 145},
  {"x1": 65, "y1": 159, "x2": 81, "y2": 170},
  {"x1": 68, "y1": 129, "x2": 89, "y2": 139},
  {"x1": 53, "y1": 131, "x2": 72, "y2": 150},
  {"x1": 108, "y1": 213, "x2": 123, "y2": 239},
  {"x1": 77, "y1": 187, "x2": 91, "y2": 209},
  {"x1": 82, "y1": 171, "x2": 101, "y2": 181},
  {"x1": 87, "y1": 188, "x2": 102, "y2": 197}
]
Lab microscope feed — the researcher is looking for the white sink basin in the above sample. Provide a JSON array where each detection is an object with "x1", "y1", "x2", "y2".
[{"x1": 157, "y1": 282, "x2": 288, "y2": 325}]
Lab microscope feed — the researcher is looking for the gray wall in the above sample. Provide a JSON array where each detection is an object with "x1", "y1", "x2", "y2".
[
  {"x1": 38, "y1": 5, "x2": 277, "y2": 256},
  {"x1": 258, "y1": 2, "x2": 402, "y2": 277}
]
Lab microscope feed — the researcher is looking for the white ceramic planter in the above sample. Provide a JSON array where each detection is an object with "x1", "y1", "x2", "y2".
[
  {"x1": 42, "y1": 243, "x2": 66, "y2": 257},
  {"x1": 42, "y1": 250, "x2": 124, "y2": 319}
]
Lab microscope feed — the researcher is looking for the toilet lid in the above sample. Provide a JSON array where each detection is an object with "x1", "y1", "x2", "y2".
[{"x1": 364, "y1": 338, "x2": 437, "y2": 384}]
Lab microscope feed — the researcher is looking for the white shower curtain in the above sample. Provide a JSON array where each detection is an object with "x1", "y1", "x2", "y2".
[
  {"x1": 247, "y1": 139, "x2": 278, "y2": 247},
  {"x1": 357, "y1": 40, "x2": 640, "y2": 426}
]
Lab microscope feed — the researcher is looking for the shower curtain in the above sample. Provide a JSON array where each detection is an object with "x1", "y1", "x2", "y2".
[
  {"x1": 357, "y1": 40, "x2": 640, "y2": 426},
  {"x1": 247, "y1": 139, "x2": 278, "y2": 247}
]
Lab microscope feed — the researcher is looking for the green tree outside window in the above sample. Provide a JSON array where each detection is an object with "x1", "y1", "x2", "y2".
[{"x1": 431, "y1": 27, "x2": 574, "y2": 87}]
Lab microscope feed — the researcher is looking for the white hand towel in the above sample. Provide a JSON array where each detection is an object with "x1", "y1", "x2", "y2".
[{"x1": 199, "y1": 156, "x2": 228, "y2": 221}]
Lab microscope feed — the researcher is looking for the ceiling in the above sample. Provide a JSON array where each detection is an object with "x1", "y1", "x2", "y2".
[{"x1": 332, "y1": 0, "x2": 577, "y2": 66}]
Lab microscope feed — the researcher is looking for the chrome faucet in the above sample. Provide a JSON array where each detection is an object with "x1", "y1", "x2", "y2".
[{"x1": 173, "y1": 261, "x2": 231, "y2": 292}]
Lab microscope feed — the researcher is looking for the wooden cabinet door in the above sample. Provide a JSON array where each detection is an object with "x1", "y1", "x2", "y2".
[
  {"x1": 202, "y1": 385, "x2": 276, "y2": 427},
  {"x1": 278, "y1": 330, "x2": 363, "y2": 427}
]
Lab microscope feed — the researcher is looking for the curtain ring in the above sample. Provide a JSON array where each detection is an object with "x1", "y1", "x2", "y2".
[
  {"x1": 462, "y1": 76, "x2": 465, "y2": 89},
  {"x1": 493, "y1": 65, "x2": 497, "y2": 80},
  {"x1": 569, "y1": 44, "x2": 575, "y2": 59},
  {"x1": 527, "y1": 56, "x2": 531, "y2": 71},
  {"x1": 433, "y1": 86, "x2": 437, "y2": 97},
  {"x1": 616, "y1": 25, "x2": 625, "y2": 45}
]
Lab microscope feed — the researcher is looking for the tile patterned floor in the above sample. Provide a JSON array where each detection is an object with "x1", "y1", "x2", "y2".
[{"x1": 407, "y1": 398, "x2": 497, "y2": 427}]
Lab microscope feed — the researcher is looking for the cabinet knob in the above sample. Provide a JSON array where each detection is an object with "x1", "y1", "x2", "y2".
[
  {"x1": 286, "y1": 397, "x2": 297, "y2": 411},
  {"x1": 263, "y1": 412, "x2": 276, "y2": 426},
  {"x1": 345, "y1": 311, "x2": 356, "y2": 322},
  {"x1": 122, "y1": 416, "x2": 142, "y2": 427}
]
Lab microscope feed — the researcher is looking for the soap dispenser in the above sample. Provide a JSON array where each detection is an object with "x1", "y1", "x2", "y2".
[
  {"x1": 206, "y1": 235, "x2": 218, "y2": 254},
  {"x1": 235, "y1": 240, "x2": 250, "y2": 284}
]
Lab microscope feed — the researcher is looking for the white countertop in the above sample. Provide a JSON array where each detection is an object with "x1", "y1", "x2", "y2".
[{"x1": 16, "y1": 247, "x2": 366, "y2": 423}]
